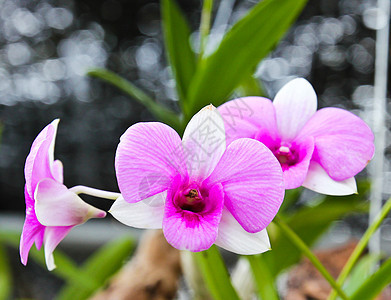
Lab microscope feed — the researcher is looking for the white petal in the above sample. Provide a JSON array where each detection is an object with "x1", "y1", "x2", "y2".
[
  {"x1": 109, "y1": 193, "x2": 166, "y2": 229},
  {"x1": 215, "y1": 209, "x2": 271, "y2": 255},
  {"x1": 48, "y1": 119, "x2": 60, "y2": 169},
  {"x1": 303, "y1": 161, "x2": 357, "y2": 195},
  {"x1": 274, "y1": 78, "x2": 317, "y2": 141},
  {"x1": 182, "y1": 105, "x2": 226, "y2": 180},
  {"x1": 43, "y1": 226, "x2": 72, "y2": 271},
  {"x1": 35, "y1": 178, "x2": 106, "y2": 226}
]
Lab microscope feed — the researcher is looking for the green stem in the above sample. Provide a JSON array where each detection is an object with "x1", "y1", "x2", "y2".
[
  {"x1": 328, "y1": 197, "x2": 391, "y2": 300},
  {"x1": 199, "y1": 0, "x2": 214, "y2": 59},
  {"x1": 273, "y1": 216, "x2": 349, "y2": 300}
]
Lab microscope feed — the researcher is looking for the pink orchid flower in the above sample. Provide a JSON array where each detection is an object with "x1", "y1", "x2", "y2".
[
  {"x1": 111, "y1": 105, "x2": 284, "y2": 254},
  {"x1": 218, "y1": 78, "x2": 375, "y2": 195},
  {"x1": 20, "y1": 119, "x2": 106, "y2": 270}
]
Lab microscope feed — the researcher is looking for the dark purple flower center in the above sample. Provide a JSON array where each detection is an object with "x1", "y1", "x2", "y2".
[
  {"x1": 273, "y1": 145, "x2": 298, "y2": 168},
  {"x1": 175, "y1": 187, "x2": 206, "y2": 213}
]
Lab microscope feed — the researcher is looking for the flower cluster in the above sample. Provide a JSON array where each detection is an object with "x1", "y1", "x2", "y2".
[{"x1": 20, "y1": 78, "x2": 374, "y2": 270}]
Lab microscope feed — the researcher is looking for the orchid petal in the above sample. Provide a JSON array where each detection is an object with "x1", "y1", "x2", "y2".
[
  {"x1": 25, "y1": 119, "x2": 59, "y2": 197},
  {"x1": 274, "y1": 78, "x2": 317, "y2": 141},
  {"x1": 182, "y1": 105, "x2": 226, "y2": 181},
  {"x1": 298, "y1": 107, "x2": 374, "y2": 181},
  {"x1": 303, "y1": 161, "x2": 357, "y2": 195},
  {"x1": 215, "y1": 209, "x2": 271, "y2": 255},
  {"x1": 218, "y1": 97, "x2": 279, "y2": 145},
  {"x1": 35, "y1": 178, "x2": 106, "y2": 227},
  {"x1": 116, "y1": 122, "x2": 186, "y2": 203},
  {"x1": 110, "y1": 193, "x2": 166, "y2": 229},
  {"x1": 282, "y1": 137, "x2": 315, "y2": 189},
  {"x1": 206, "y1": 138, "x2": 284, "y2": 233},
  {"x1": 44, "y1": 226, "x2": 72, "y2": 271},
  {"x1": 163, "y1": 181, "x2": 224, "y2": 251},
  {"x1": 20, "y1": 187, "x2": 44, "y2": 265}
]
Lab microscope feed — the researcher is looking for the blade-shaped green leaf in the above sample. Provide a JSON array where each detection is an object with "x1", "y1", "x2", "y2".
[
  {"x1": 344, "y1": 254, "x2": 381, "y2": 296},
  {"x1": 247, "y1": 255, "x2": 279, "y2": 300},
  {"x1": 264, "y1": 182, "x2": 369, "y2": 276},
  {"x1": 350, "y1": 257, "x2": 391, "y2": 300},
  {"x1": 0, "y1": 244, "x2": 12, "y2": 300},
  {"x1": 161, "y1": 0, "x2": 196, "y2": 103},
  {"x1": 193, "y1": 245, "x2": 240, "y2": 300},
  {"x1": 57, "y1": 237, "x2": 134, "y2": 300},
  {"x1": 87, "y1": 68, "x2": 182, "y2": 131},
  {"x1": 185, "y1": 0, "x2": 308, "y2": 118},
  {"x1": 0, "y1": 230, "x2": 99, "y2": 290}
]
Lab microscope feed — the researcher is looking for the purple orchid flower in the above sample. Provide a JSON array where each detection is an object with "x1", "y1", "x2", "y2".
[
  {"x1": 20, "y1": 119, "x2": 106, "y2": 270},
  {"x1": 218, "y1": 78, "x2": 375, "y2": 195},
  {"x1": 111, "y1": 105, "x2": 284, "y2": 254}
]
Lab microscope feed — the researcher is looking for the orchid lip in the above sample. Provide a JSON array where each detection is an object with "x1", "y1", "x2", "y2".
[
  {"x1": 273, "y1": 145, "x2": 298, "y2": 167},
  {"x1": 174, "y1": 185, "x2": 207, "y2": 213}
]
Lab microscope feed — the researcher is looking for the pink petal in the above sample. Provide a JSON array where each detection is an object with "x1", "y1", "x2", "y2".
[
  {"x1": 25, "y1": 119, "x2": 59, "y2": 198},
  {"x1": 115, "y1": 122, "x2": 187, "y2": 203},
  {"x1": 297, "y1": 107, "x2": 375, "y2": 181},
  {"x1": 35, "y1": 178, "x2": 106, "y2": 227},
  {"x1": 182, "y1": 105, "x2": 226, "y2": 181},
  {"x1": 20, "y1": 187, "x2": 45, "y2": 265},
  {"x1": 163, "y1": 180, "x2": 224, "y2": 251},
  {"x1": 303, "y1": 161, "x2": 357, "y2": 195},
  {"x1": 109, "y1": 193, "x2": 165, "y2": 229},
  {"x1": 43, "y1": 226, "x2": 72, "y2": 271},
  {"x1": 215, "y1": 209, "x2": 271, "y2": 255},
  {"x1": 282, "y1": 137, "x2": 315, "y2": 189},
  {"x1": 274, "y1": 78, "x2": 317, "y2": 142},
  {"x1": 218, "y1": 97, "x2": 279, "y2": 145},
  {"x1": 206, "y1": 138, "x2": 284, "y2": 233}
]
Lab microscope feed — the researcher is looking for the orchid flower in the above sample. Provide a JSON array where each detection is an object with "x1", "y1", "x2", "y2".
[
  {"x1": 218, "y1": 78, "x2": 375, "y2": 195},
  {"x1": 111, "y1": 105, "x2": 284, "y2": 254},
  {"x1": 20, "y1": 119, "x2": 106, "y2": 270}
]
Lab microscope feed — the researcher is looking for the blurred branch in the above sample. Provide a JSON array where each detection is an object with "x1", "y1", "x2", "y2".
[{"x1": 91, "y1": 230, "x2": 181, "y2": 300}]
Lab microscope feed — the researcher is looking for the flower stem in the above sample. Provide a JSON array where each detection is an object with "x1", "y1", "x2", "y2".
[
  {"x1": 273, "y1": 216, "x2": 349, "y2": 300},
  {"x1": 199, "y1": 0, "x2": 214, "y2": 59},
  {"x1": 327, "y1": 196, "x2": 391, "y2": 300},
  {"x1": 69, "y1": 185, "x2": 120, "y2": 200}
]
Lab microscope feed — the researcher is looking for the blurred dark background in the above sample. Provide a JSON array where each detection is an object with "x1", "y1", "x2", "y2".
[{"x1": 0, "y1": 0, "x2": 385, "y2": 214}]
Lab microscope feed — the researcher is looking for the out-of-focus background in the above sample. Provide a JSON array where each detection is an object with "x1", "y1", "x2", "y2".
[{"x1": 0, "y1": 0, "x2": 389, "y2": 298}]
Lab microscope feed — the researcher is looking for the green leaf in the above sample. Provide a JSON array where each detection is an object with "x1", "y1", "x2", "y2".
[
  {"x1": 161, "y1": 0, "x2": 196, "y2": 103},
  {"x1": 0, "y1": 244, "x2": 12, "y2": 300},
  {"x1": 350, "y1": 257, "x2": 391, "y2": 300},
  {"x1": 273, "y1": 216, "x2": 349, "y2": 300},
  {"x1": 247, "y1": 255, "x2": 279, "y2": 300},
  {"x1": 57, "y1": 237, "x2": 134, "y2": 300},
  {"x1": 87, "y1": 68, "x2": 182, "y2": 131},
  {"x1": 193, "y1": 245, "x2": 240, "y2": 300},
  {"x1": 264, "y1": 182, "x2": 369, "y2": 276},
  {"x1": 0, "y1": 230, "x2": 99, "y2": 291},
  {"x1": 279, "y1": 187, "x2": 303, "y2": 213},
  {"x1": 236, "y1": 73, "x2": 265, "y2": 98},
  {"x1": 199, "y1": 0, "x2": 214, "y2": 58},
  {"x1": 184, "y1": 0, "x2": 308, "y2": 118},
  {"x1": 344, "y1": 254, "x2": 381, "y2": 296}
]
